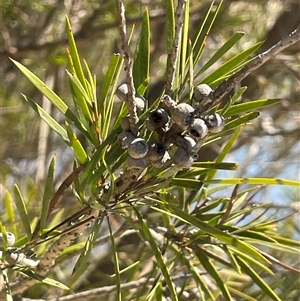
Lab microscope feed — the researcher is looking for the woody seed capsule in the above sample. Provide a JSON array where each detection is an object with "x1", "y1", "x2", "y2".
[
  {"x1": 128, "y1": 138, "x2": 149, "y2": 159},
  {"x1": 163, "y1": 95, "x2": 194, "y2": 128},
  {"x1": 117, "y1": 131, "x2": 135, "y2": 149},
  {"x1": 204, "y1": 113, "x2": 225, "y2": 133},
  {"x1": 173, "y1": 147, "x2": 194, "y2": 168},
  {"x1": 189, "y1": 118, "x2": 208, "y2": 140}
]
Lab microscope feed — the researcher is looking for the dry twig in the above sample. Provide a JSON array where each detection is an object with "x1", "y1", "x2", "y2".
[
  {"x1": 209, "y1": 27, "x2": 300, "y2": 110},
  {"x1": 165, "y1": 0, "x2": 187, "y2": 95},
  {"x1": 115, "y1": 0, "x2": 139, "y2": 135}
]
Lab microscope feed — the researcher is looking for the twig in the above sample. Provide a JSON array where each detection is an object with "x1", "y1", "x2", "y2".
[
  {"x1": 49, "y1": 273, "x2": 193, "y2": 301},
  {"x1": 165, "y1": 0, "x2": 186, "y2": 95},
  {"x1": 9, "y1": 208, "x2": 99, "y2": 296},
  {"x1": 209, "y1": 27, "x2": 300, "y2": 109},
  {"x1": 115, "y1": 0, "x2": 139, "y2": 135}
]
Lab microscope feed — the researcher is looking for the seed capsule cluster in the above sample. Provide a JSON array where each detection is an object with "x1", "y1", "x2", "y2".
[{"x1": 116, "y1": 84, "x2": 225, "y2": 170}]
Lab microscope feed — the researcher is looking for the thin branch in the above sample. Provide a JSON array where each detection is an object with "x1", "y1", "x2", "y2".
[
  {"x1": 9, "y1": 208, "x2": 99, "y2": 296},
  {"x1": 49, "y1": 273, "x2": 193, "y2": 301},
  {"x1": 208, "y1": 27, "x2": 300, "y2": 109},
  {"x1": 115, "y1": 0, "x2": 139, "y2": 135},
  {"x1": 165, "y1": 0, "x2": 186, "y2": 95}
]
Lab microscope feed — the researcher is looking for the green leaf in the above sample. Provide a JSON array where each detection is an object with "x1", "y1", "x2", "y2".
[
  {"x1": 193, "y1": 0, "x2": 223, "y2": 66},
  {"x1": 40, "y1": 156, "x2": 56, "y2": 233},
  {"x1": 11, "y1": 59, "x2": 91, "y2": 141},
  {"x1": 13, "y1": 184, "x2": 31, "y2": 239},
  {"x1": 65, "y1": 15, "x2": 87, "y2": 90},
  {"x1": 165, "y1": 0, "x2": 175, "y2": 54},
  {"x1": 133, "y1": 7, "x2": 150, "y2": 90},
  {"x1": 227, "y1": 245, "x2": 274, "y2": 275},
  {"x1": 69, "y1": 216, "x2": 104, "y2": 287},
  {"x1": 220, "y1": 86, "x2": 248, "y2": 115},
  {"x1": 194, "y1": 246, "x2": 232, "y2": 301},
  {"x1": 22, "y1": 94, "x2": 69, "y2": 144},
  {"x1": 171, "y1": 178, "x2": 203, "y2": 191},
  {"x1": 133, "y1": 208, "x2": 179, "y2": 301},
  {"x1": 16, "y1": 267, "x2": 70, "y2": 290},
  {"x1": 153, "y1": 203, "x2": 269, "y2": 264},
  {"x1": 199, "y1": 41, "x2": 263, "y2": 86},
  {"x1": 65, "y1": 121, "x2": 89, "y2": 164},
  {"x1": 108, "y1": 216, "x2": 121, "y2": 301},
  {"x1": 206, "y1": 126, "x2": 243, "y2": 181},
  {"x1": 237, "y1": 257, "x2": 281, "y2": 301},
  {"x1": 219, "y1": 111, "x2": 259, "y2": 135},
  {"x1": 205, "y1": 178, "x2": 300, "y2": 186},
  {"x1": 4, "y1": 190, "x2": 17, "y2": 238},
  {"x1": 99, "y1": 54, "x2": 122, "y2": 139},
  {"x1": 66, "y1": 69, "x2": 93, "y2": 121},
  {"x1": 197, "y1": 31, "x2": 245, "y2": 76},
  {"x1": 180, "y1": 0, "x2": 189, "y2": 84},
  {"x1": 174, "y1": 245, "x2": 215, "y2": 299},
  {"x1": 223, "y1": 98, "x2": 282, "y2": 117}
]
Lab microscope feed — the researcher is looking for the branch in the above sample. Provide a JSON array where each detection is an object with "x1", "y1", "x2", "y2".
[
  {"x1": 208, "y1": 27, "x2": 300, "y2": 109},
  {"x1": 49, "y1": 273, "x2": 193, "y2": 301},
  {"x1": 165, "y1": 0, "x2": 186, "y2": 95},
  {"x1": 9, "y1": 208, "x2": 99, "y2": 296},
  {"x1": 115, "y1": 0, "x2": 139, "y2": 135}
]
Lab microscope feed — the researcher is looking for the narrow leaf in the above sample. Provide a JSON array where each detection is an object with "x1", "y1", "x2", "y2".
[
  {"x1": 171, "y1": 178, "x2": 203, "y2": 191},
  {"x1": 205, "y1": 178, "x2": 300, "y2": 186},
  {"x1": 65, "y1": 15, "x2": 87, "y2": 90},
  {"x1": 4, "y1": 190, "x2": 17, "y2": 237},
  {"x1": 223, "y1": 99, "x2": 282, "y2": 117},
  {"x1": 108, "y1": 216, "x2": 121, "y2": 301},
  {"x1": 16, "y1": 268, "x2": 69, "y2": 290},
  {"x1": 13, "y1": 184, "x2": 31, "y2": 239},
  {"x1": 153, "y1": 204, "x2": 269, "y2": 264},
  {"x1": 166, "y1": 0, "x2": 175, "y2": 54},
  {"x1": 11, "y1": 59, "x2": 90, "y2": 140},
  {"x1": 22, "y1": 94, "x2": 69, "y2": 144},
  {"x1": 237, "y1": 257, "x2": 281, "y2": 301},
  {"x1": 40, "y1": 156, "x2": 56, "y2": 233},
  {"x1": 198, "y1": 31, "x2": 245, "y2": 75},
  {"x1": 199, "y1": 41, "x2": 263, "y2": 86},
  {"x1": 133, "y1": 208, "x2": 179, "y2": 301},
  {"x1": 69, "y1": 216, "x2": 104, "y2": 287},
  {"x1": 65, "y1": 121, "x2": 89, "y2": 164},
  {"x1": 194, "y1": 245, "x2": 232, "y2": 301},
  {"x1": 133, "y1": 7, "x2": 150, "y2": 90}
]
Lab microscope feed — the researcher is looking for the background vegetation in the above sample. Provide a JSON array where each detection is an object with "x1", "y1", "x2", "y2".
[{"x1": 0, "y1": 0, "x2": 299, "y2": 300}]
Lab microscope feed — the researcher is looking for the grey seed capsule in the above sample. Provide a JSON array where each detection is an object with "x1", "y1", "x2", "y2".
[
  {"x1": 194, "y1": 83, "x2": 213, "y2": 102},
  {"x1": 204, "y1": 113, "x2": 225, "y2": 133},
  {"x1": 134, "y1": 94, "x2": 146, "y2": 112},
  {"x1": 146, "y1": 108, "x2": 169, "y2": 131},
  {"x1": 150, "y1": 151, "x2": 170, "y2": 168},
  {"x1": 189, "y1": 118, "x2": 208, "y2": 140},
  {"x1": 173, "y1": 147, "x2": 194, "y2": 168},
  {"x1": 128, "y1": 138, "x2": 149, "y2": 159},
  {"x1": 121, "y1": 115, "x2": 131, "y2": 131},
  {"x1": 117, "y1": 131, "x2": 135, "y2": 149},
  {"x1": 170, "y1": 103, "x2": 194, "y2": 128},
  {"x1": 127, "y1": 156, "x2": 147, "y2": 170},
  {"x1": 115, "y1": 83, "x2": 128, "y2": 102},
  {"x1": 116, "y1": 83, "x2": 145, "y2": 112},
  {"x1": 147, "y1": 142, "x2": 166, "y2": 161},
  {"x1": 163, "y1": 95, "x2": 194, "y2": 128},
  {"x1": 182, "y1": 136, "x2": 198, "y2": 160}
]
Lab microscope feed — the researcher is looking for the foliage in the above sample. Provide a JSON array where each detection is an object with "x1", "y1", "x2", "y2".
[{"x1": 1, "y1": 1, "x2": 299, "y2": 301}]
